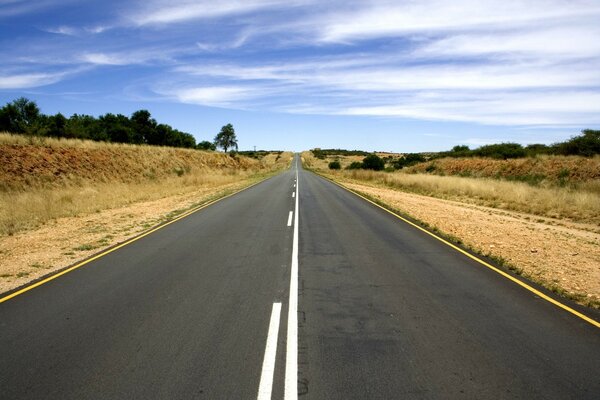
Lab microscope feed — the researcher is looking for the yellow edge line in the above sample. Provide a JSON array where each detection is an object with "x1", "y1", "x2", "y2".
[
  {"x1": 322, "y1": 174, "x2": 600, "y2": 329},
  {"x1": 0, "y1": 177, "x2": 270, "y2": 304}
]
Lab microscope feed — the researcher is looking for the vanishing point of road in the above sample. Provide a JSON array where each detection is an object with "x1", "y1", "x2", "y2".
[{"x1": 1, "y1": 155, "x2": 599, "y2": 399}]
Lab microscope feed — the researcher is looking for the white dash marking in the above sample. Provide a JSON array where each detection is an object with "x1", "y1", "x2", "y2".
[
  {"x1": 287, "y1": 211, "x2": 293, "y2": 227},
  {"x1": 292, "y1": 192, "x2": 295, "y2": 198},
  {"x1": 285, "y1": 168, "x2": 299, "y2": 400},
  {"x1": 257, "y1": 302, "x2": 282, "y2": 400}
]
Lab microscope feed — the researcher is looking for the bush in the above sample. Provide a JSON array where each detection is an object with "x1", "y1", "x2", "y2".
[
  {"x1": 312, "y1": 149, "x2": 326, "y2": 159},
  {"x1": 197, "y1": 140, "x2": 216, "y2": 151},
  {"x1": 328, "y1": 160, "x2": 341, "y2": 170},
  {"x1": 552, "y1": 129, "x2": 600, "y2": 157},
  {"x1": 392, "y1": 153, "x2": 426, "y2": 169},
  {"x1": 361, "y1": 154, "x2": 385, "y2": 171},
  {"x1": 347, "y1": 161, "x2": 363, "y2": 170},
  {"x1": 474, "y1": 143, "x2": 526, "y2": 159}
]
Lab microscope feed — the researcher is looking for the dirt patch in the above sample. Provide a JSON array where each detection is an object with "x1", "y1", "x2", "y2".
[
  {"x1": 0, "y1": 177, "x2": 261, "y2": 295},
  {"x1": 338, "y1": 180, "x2": 600, "y2": 308}
]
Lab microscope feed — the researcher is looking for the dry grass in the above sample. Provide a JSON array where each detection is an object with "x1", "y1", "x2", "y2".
[
  {"x1": 337, "y1": 169, "x2": 600, "y2": 224},
  {"x1": 407, "y1": 155, "x2": 600, "y2": 185},
  {"x1": 0, "y1": 133, "x2": 292, "y2": 236},
  {"x1": 301, "y1": 151, "x2": 600, "y2": 224}
]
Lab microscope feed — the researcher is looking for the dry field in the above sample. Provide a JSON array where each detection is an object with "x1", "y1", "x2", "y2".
[
  {"x1": 302, "y1": 151, "x2": 600, "y2": 308},
  {"x1": 0, "y1": 133, "x2": 292, "y2": 293},
  {"x1": 408, "y1": 155, "x2": 600, "y2": 184}
]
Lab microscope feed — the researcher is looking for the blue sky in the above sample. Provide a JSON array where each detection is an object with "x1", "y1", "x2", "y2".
[{"x1": 1, "y1": 0, "x2": 599, "y2": 152}]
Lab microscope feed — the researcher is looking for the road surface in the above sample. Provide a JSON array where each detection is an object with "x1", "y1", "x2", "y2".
[{"x1": 1, "y1": 155, "x2": 599, "y2": 399}]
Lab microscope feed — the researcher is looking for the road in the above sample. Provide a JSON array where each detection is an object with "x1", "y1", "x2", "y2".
[{"x1": 1, "y1": 155, "x2": 599, "y2": 399}]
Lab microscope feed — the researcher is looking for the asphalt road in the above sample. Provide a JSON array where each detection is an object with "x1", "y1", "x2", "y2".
[{"x1": 1, "y1": 155, "x2": 599, "y2": 399}]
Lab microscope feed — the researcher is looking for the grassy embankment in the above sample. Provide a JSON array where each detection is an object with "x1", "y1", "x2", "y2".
[
  {"x1": 0, "y1": 133, "x2": 292, "y2": 293},
  {"x1": 302, "y1": 151, "x2": 600, "y2": 308},
  {"x1": 304, "y1": 152, "x2": 600, "y2": 224},
  {"x1": 0, "y1": 133, "x2": 290, "y2": 236}
]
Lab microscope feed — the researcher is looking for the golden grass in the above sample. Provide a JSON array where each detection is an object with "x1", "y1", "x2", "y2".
[
  {"x1": 342, "y1": 169, "x2": 600, "y2": 223},
  {"x1": 0, "y1": 133, "x2": 291, "y2": 236},
  {"x1": 407, "y1": 155, "x2": 600, "y2": 183},
  {"x1": 301, "y1": 152, "x2": 600, "y2": 224},
  {"x1": 0, "y1": 172, "x2": 256, "y2": 235}
]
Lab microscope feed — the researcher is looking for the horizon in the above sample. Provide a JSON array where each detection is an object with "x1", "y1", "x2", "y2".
[{"x1": 1, "y1": 1, "x2": 599, "y2": 152}]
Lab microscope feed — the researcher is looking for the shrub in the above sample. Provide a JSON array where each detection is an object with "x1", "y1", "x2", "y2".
[
  {"x1": 475, "y1": 143, "x2": 526, "y2": 159},
  {"x1": 312, "y1": 149, "x2": 326, "y2": 159},
  {"x1": 328, "y1": 160, "x2": 341, "y2": 170},
  {"x1": 392, "y1": 153, "x2": 426, "y2": 169},
  {"x1": 552, "y1": 129, "x2": 600, "y2": 157},
  {"x1": 347, "y1": 161, "x2": 363, "y2": 170},
  {"x1": 361, "y1": 154, "x2": 385, "y2": 171}
]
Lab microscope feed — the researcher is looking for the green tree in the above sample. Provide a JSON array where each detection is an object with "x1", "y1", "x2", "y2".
[
  {"x1": 361, "y1": 154, "x2": 385, "y2": 170},
  {"x1": 197, "y1": 140, "x2": 216, "y2": 151},
  {"x1": 131, "y1": 109, "x2": 157, "y2": 145},
  {"x1": 0, "y1": 97, "x2": 41, "y2": 133},
  {"x1": 214, "y1": 123, "x2": 238, "y2": 152},
  {"x1": 552, "y1": 129, "x2": 600, "y2": 157},
  {"x1": 45, "y1": 113, "x2": 67, "y2": 138}
]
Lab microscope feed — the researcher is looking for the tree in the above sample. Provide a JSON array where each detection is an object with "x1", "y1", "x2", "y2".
[
  {"x1": 552, "y1": 129, "x2": 600, "y2": 157},
  {"x1": 197, "y1": 140, "x2": 216, "y2": 151},
  {"x1": 214, "y1": 123, "x2": 238, "y2": 152},
  {"x1": 361, "y1": 154, "x2": 385, "y2": 170},
  {"x1": 45, "y1": 113, "x2": 67, "y2": 137},
  {"x1": 0, "y1": 97, "x2": 41, "y2": 133},
  {"x1": 131, "y1": 109, "x2": 157, "y2": 145}
]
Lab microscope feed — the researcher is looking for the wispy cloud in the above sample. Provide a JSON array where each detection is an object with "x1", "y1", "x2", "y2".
[
  {"x1": 127, "y1": 0, "x2": 302, "y2": 25},
  {"x1": 171, "y1": 86, "x2": 259, "y2": 107},
  {"x1": 44, "y1": 25, "x2": 78, "y2": 36},
  {"x1": 0, "y1": 71, "x2": 67, "y2": 89},
  {"x1": 3, "y1": 0, "x2": 599, "y2": 131},
  {"x1": 0, "y1": 0, "x2": 55, "y2": 17},
  {"x1": 315, "y1": 0, "x2": 600, "y2": 42}
]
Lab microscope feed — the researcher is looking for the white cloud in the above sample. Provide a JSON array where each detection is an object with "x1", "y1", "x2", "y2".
[
  {"x1": 129, "y1": 0, "x2": 301, "y2": 25},
  {"x1": 317, "y1": 0, "x2": 600, "y2": 42},
  {"x1": 341, "y1": 91, "x2": 600, "y2": 126},
  {"x1": 80, "y1": 52, "x2": 129, "y2": 65},
  {"x1": 78, "y1": 48, "x2": 181, "y2": 66},
  {"x1": 172, "y1": 86, "x2": 258, "y2": 107},
  {"x1": 0, "y1": 72, "x2": 65, "y2": 89},
  {"x1": 45, "y1": 25, "x2": 78, "y2": 35},
  {"x1": 416, "y1": 25, "x2": 600, "y2": 60}
]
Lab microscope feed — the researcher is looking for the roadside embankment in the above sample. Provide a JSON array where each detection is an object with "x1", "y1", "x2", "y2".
[{"x1": 0, "y1": 133, "x2": 291, "y2": 294}]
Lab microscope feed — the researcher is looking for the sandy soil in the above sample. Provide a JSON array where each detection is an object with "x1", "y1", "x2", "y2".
[
  {"x1": 338, "y1": 180, "x2": 600, "y2": 308},
  {"x1": 0, "y1": 178, "x2": 260, "y2": 295}
]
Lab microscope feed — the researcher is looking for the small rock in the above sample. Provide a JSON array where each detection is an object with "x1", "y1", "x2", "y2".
[
  {"x1": 530, "y1": 249, "x2": 538, "y2": 253},
  {"x1": 571, "y1": 252, "x2": 579, "y2": 256}
]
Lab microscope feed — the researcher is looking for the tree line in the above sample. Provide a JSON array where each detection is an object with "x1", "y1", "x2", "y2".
[
  {"x1": 440, "y1": 130, "x2": 600, "y2": 159},
  {"x1": 323, "y1": 129, "x2": 599, "y2": 172},
  {"x1": 0, "y1": 97, "x2": 238, "y2": 152}
]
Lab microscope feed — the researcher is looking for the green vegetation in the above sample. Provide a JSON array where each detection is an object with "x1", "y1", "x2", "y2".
[
  {"x1": 0, "y1": 97, "x2": 225, "y2": 151},
  {"x1": 197, "y1": 140, "x2": 216, "y2": 151},
  {"x1": 328, "y1": 160, "x2": 341, "y2": 170},
  {"x1": 312, "y1": 148, "x2": 370, "y2": 159},
  {"x1": 214, "y1": 123, "x2": 238, "y2": 153},
  {"x1": 440, "y1": 130, "x2": 600, "y2": 159},
  {"x1": 390, "y1": 153, "x2": 426, "y2": 169},
  {"x1": 361, "y1": 154, "x2": 385, "y2": 171}
]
